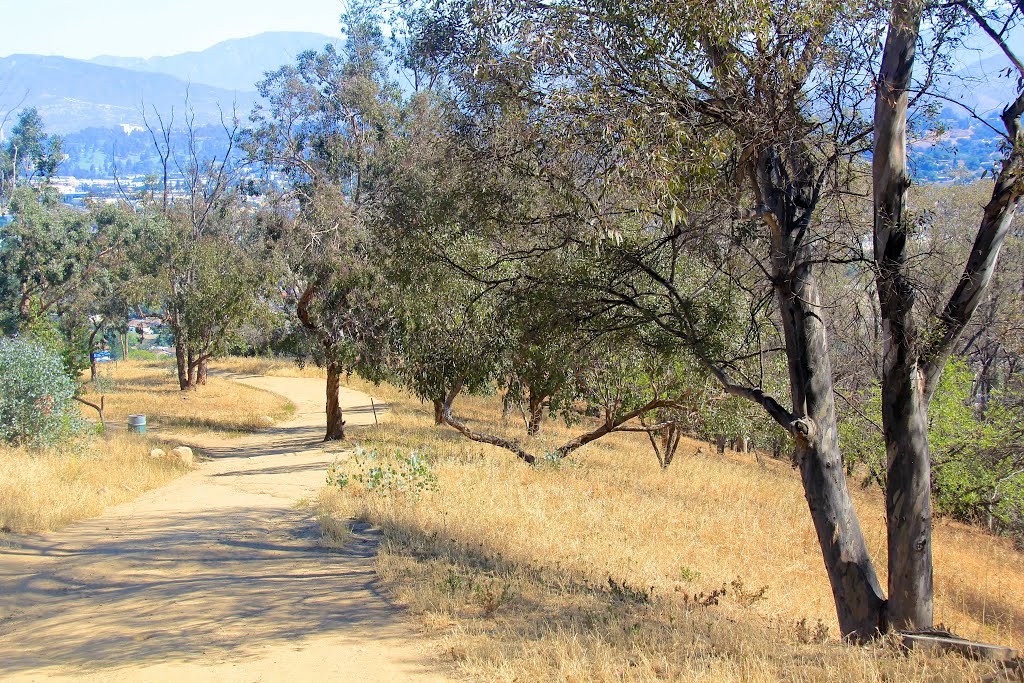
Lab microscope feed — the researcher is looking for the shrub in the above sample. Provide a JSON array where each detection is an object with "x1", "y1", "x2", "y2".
[
  {"x1": 327, "y1": 446, "x2": 437, "y2": 495},
  {"x1": 0, "y1": 337, "x2": 82, "y2": 448}
]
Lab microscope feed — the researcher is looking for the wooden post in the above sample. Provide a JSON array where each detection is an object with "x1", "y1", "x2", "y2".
[{"x1": 370, "y1": 398, "x2": 378, "y2": 425}]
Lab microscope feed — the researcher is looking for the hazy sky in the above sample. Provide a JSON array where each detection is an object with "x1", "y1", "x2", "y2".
[{"x1": 0, "y1": 0, "x2": 344, "y2": 59}]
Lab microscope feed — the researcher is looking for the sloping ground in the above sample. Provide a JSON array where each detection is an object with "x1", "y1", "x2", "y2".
[{"x1": 0, "y1": 375, "x2": 452, "y2": 682}]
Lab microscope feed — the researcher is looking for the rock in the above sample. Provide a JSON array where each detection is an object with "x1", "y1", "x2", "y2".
[
  {"x1": 149, "y1": 448, "x2": 166, "y2": 459},
  {"x1": 171, "y1": 446, "x2": 194, "y2": 466},
  {"x1": 258, "y1": 416, "x2": 274, "y2": 427}
]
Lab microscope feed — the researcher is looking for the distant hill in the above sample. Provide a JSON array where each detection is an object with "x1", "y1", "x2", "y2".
[
  {"x1": 91, "y1": 32, "x2": 344, "y2": 92},
  {"x1": 0, "y1": 55, "x2": 257, "y2": 134}
]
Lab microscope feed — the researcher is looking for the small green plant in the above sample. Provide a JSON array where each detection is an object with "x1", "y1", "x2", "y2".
[
  {"x1": 678, "y1": 565, "x2": 701, "y2": 582},
  {"x1": 0, "y1": 338, "x2": 83, "y2": 449},
  {"x1": 325, "y1": 463, "x2": 351, "y2": 489},
  {"x1": 327, "y1": 446, "x2": 438, "y2": 495}
]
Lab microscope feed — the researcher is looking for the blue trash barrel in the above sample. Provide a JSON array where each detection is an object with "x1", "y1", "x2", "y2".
[{"x1": 127, "y1": 415, "x2": 147, "y2": 433}]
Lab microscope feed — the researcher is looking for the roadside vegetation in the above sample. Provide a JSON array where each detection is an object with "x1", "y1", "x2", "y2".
[
  {"x1": 0, "y1": 432, "x2": 188, "y2": 533},
  {"x1": 319, "y1": 383, "x2": 1024, "y2": 682},
  {"x1": 3, "y1": 0, "x2": 1024, "y2": 668}
]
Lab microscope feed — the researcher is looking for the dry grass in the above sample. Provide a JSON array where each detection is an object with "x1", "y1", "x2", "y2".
[
  {"x1": 81, "y1": 360, "x2": 295, "y2": 435},
  {"x1": 2, "y1": 359, "x2": 296, "y2": 535},
  {"x1": 0, "y1": 432, "x2": 189, "y2": 533},
  {"x1": 212, "y1": 356, "x2": 329, "y2": 379},
  {"x1": 319, "y1": 384, "x2": 1024, "y2": 682}
]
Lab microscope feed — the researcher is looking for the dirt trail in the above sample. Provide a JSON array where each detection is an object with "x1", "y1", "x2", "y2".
[{"x1": 0, "y1": 376, "x2": 453, "y2": 682}]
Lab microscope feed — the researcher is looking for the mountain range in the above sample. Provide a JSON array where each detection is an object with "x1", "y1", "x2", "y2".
[
  {"x1": 91, "y1": 31, "x2": 344, "y2": 93},
  {"x1": 0, "y1": 31, "x2": 1020, "y2": 182},
  {"x1": 0, "y1": 32, "x2": 342, "y2": 135}
]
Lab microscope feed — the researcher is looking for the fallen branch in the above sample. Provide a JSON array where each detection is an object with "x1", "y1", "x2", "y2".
[
  {"x1": 442, "y1": 412, "x2": 536, "y2": 464},
  {"x1": 74, "y1": 395, "x2": 105, "y2": 427},
  {"x1": 439, "y1": 396, "x2": 681, "y2": 465},
  {"x1": 900, "y1": 629, "x2": 1018, "y2": 663}
]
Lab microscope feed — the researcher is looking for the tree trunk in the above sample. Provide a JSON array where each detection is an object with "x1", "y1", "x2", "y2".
[
  {"x1": 433, "y1": 398, "x2": 445, "y2": 425},
  {"x1": 872, "y1": 0, "x2": 933, "y2": 631},
  {"x1": 87, "y1": 321, "x2": 103, "y2": 381},
  {"x1": 197, "y1": 357, "x2": 209, "y2": 386},
  {"x1": 186, "y1": 349, "x2": 198, "y2": 390},
  {"x1": 325, "y1": 361, "x2": 346, "y2": 441},
  {"x1": 757, "y1": 142, "x2": 887, "y2": 640},
  {"x1": 778, "y1": 265, "x2": 888, "y2": 640},
  {"x1": 502, "y1": 390, "x2": 516, "y2": 423},
  {"x1": 175, "y1": 339, "x2": 193, "y2": 390},
  {"x1": 716, "y1": 434, "x2": 726, "y2": 454},
  {"x1": 527, "y1": 389, "x2": 545, "y2": 436}
]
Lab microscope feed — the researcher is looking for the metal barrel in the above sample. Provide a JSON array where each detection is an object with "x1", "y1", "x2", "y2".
[{"x1": 127, "y1": 414, "x2": 147, "y2": 433}]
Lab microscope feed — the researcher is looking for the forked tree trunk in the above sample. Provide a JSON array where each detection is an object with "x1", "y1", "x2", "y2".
[
  {"x1": 325, "y1": 361, "x2": 346, "y2": 441},
  {"x1": 874, "y1": 0, "x2": 1024, "y2": 629}
]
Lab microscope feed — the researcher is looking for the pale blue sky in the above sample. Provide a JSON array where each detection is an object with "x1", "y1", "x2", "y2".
[{"x1": 0, "y1": 0, "x2": 345, "y2": 59}]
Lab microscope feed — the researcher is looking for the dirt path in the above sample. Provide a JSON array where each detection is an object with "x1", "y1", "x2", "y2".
[{"x1": 0, "y1": 376, "x2": 453, "y2": 682}]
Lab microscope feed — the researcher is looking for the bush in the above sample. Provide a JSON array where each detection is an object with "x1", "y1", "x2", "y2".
[
  {"x1": 327, "y1": 446, "x2": 437, "y2": 495},
  {"x1": 0, "y1": 337, "x2": 82, "y2": 448}
]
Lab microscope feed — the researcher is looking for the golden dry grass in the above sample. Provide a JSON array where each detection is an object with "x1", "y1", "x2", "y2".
[
  {"x1": 80, "y1": 360, "x2": 295, "y2": 435},
  {"x1": 319, "y1": 383, "x2": 1024, "y2": 682},
  {"x1": 0, "y1": 432, "x2": 189, "y2": 533},
  {"x1": 212, "y1": 356, "x2": 329, "y2": 379},
  {"x1": 2, "y1": 359, "x2": 295, "y2": 535}
]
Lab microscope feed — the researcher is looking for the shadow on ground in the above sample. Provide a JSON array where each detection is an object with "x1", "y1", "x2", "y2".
[{"x1": 0, "y1": 507, "x2": 398, "y2": 676}]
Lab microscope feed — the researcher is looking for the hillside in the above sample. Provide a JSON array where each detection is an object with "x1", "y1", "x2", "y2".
[
  {"x1": 91, "y1": 32, "x2": 344, "y2": 92},
  {"x1": 0, "y1": 55, "x2": 257, "y2": 134}
]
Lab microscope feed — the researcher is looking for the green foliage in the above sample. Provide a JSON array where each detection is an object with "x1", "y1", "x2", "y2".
[
  {"x1": 328, "y1": 446, "x2": 438, "y2": 495},
  {"x1": 0, "y1": 108, "x2": 63, "y2": 205},
  {"x1": 840, "y1": 359, "x2": 1024, "y2": 534},
  {"x1": 0, "y1": 337, "x2": 83, "y2": 448}
]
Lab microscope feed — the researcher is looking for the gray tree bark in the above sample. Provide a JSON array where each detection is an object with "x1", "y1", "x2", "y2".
[
  {"x1": 872, "y1": 0, "x2": 932, "y2": 632},
  {"x1": 755, "y1": 142, "x2": 888, "y2": 640}
]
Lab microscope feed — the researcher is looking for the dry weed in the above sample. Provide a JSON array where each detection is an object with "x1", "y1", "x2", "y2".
[
  {"x1": 0, "y1": 432, "x2": 189, "y2": 533},
  {"x1": 321, "y1": 383, "x2": 1023, "y2": 682}
]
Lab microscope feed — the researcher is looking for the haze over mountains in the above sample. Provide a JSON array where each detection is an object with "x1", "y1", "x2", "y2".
[
  {"x1": 91, "y1": 32, "x2": 344, "y2": 93},
  {"x1": 0, "y1": 32, "x2": 343, "y2": 134},
  {"x1": 0, "y1": 29, "x2": 1019, "y2": 182}
]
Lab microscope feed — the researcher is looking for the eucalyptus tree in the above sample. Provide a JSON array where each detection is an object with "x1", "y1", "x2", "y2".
[
  {"x1": 871, "y1": 0, "x2": 1024, "y2": 629},
  {"x1": 405, "y1": 0, "x2": 1024, "y2": 637},
  {"x1": 0, "y1": 108, "x2": 62, "y2": 210},
  {"x1": 140, "y1": 104, "x2": 280, "y2": 390},
  {"x1": 245, "y1": 2, "x2": 403, "y2": 439},
  {"x1": 399, "y1": 0, "x2": 1024, "y2": 638},
  {"x1": 0, "y1": 189, "x2": 134, "y2": 339}
]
